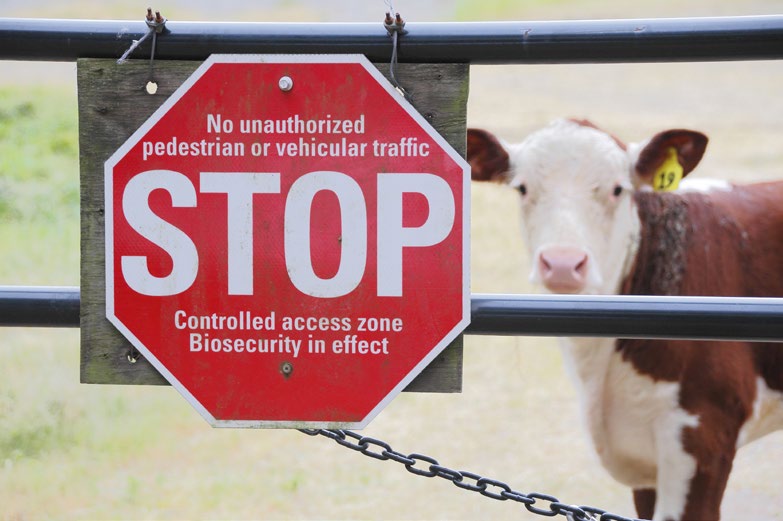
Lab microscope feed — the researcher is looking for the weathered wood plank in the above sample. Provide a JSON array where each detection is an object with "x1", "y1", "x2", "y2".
[{"x1": 79, "y1": 58, "x2": 468, "y2": 393}]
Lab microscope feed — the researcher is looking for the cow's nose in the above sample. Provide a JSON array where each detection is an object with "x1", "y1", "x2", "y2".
[{"x1": 538, "y1": 246, "x2": 589, "y2": 293}]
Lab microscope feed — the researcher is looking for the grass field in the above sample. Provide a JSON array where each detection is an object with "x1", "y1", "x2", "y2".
[{"x1": 2, "y1": 1, "x2": 783, "y2": 520}]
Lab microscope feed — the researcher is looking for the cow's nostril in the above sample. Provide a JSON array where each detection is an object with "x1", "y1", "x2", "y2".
[{"x1": 574, "y1": 254, "x2": 588, "y2": 274}]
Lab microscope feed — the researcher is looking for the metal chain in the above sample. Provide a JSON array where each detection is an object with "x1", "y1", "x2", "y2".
[{"x1": 300, "y1": 429, "x2": 642, "y2": 521}]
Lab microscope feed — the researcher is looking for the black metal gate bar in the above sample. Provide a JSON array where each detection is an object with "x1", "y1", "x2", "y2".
[
  {"x1": 0, "y1": 286, "x2": 80, "y2": 328},
  {"x1": 3, "y1": 286, "x2": 783, "y2": 342},
  {"x1": 469, "y1": 293, "x2": 783, "y2": 342},
  {"x1": 1, "y1": 16, "x2": 783, "y2": 64}
]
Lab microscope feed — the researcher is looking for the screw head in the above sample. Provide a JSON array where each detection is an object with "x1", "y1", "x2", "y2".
[
  {"x1": 278, "y1": 76, "x2": 294, "y2": 92},
  {"x1": 280, "y1": 361, "x2": 294, "y2": 377}
]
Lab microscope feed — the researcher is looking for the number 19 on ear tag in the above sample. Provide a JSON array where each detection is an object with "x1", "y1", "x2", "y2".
[{"x1": 653, "y1": 147, "x2": 683, "y2": 192}]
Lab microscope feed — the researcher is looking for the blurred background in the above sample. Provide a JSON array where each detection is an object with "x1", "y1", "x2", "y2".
[{"x1": 2, "y1": 1, "x2": 783, "y2": 519}]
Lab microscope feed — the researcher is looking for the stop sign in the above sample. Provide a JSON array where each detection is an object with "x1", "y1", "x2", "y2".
[{"x1": 105, "y1": 55, "x2": 469, "y2": 428}]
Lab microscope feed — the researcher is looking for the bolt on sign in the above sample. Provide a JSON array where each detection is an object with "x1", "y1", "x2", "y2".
[{"x1": 104, "y1": 55, "x2": 470, "y2": 428}]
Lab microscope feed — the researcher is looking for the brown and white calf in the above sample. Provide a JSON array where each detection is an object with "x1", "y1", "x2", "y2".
[{"x1": 467, "y1": 119, "x2": 783, "y2": 521}]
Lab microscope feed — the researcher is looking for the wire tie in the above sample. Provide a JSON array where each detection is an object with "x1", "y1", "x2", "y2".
[
  {"x1": 117, "y1": 7, "x2": 167, "y2": 81},
  {"x1": 383, "y1": 10, "x2": 412, "y2": 102}
]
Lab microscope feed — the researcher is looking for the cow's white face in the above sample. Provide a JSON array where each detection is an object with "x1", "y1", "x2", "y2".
[
  {"x1": 467, "y1": 119, "x2": 708, "y2": 295},
  {"x1": 505, "y1": 120, "x2": 639, "y2": 294}
]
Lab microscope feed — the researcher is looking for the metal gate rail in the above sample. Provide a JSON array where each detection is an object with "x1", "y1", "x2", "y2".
[
  {"x1": 1, "y1": 16, "x2": 783, "y2": 63},
  {"x1": 3, "y1": 286, "x2": 783, "y2": 342}
]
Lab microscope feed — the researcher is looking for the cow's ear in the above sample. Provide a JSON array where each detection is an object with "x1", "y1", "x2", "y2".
[
  {"x1": 634, "y1": 129, "x2": 708, "y2": 188},
  {"x1": 467, "y1": 128, "x2": 511, "y2": 182}
]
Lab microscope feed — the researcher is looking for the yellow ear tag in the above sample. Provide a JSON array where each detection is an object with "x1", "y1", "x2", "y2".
[{"x1": 652, "y1": 147, "x2": 683, "y2": 192}]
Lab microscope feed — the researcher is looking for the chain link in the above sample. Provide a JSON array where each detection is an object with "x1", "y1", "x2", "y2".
[{"x1": 300, "y1": 429, "x2": 642, "y2": 521}]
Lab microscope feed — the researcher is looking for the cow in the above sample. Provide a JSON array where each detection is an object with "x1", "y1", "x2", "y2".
[{"x1": 466, "y1": 119, "x2": 783, "y2": 521}]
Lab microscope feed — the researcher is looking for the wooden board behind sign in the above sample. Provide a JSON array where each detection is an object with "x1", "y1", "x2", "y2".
[{"x1": 79, "y1": 58, "x2": 468, "y2": 392}]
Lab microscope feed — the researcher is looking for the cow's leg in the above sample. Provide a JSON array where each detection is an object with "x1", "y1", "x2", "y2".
[
  {"x1": 673, "y1": 345, "x2": 755, "y2": 520},
  {"x1": 657, "y1": 414, "x2": 739, "y2": 521},
  {"x1": 678, "y1": 455, "x2": 734, "y2": 521},
  {"x1": 633, "y1": 488, "x2": 656, "y2": 520},
  {"x1": 678, "y1": 421, "x2": 737, "y2": 521},
  {"x1": 650, "y1": 411, "x2": 699, "y2": 521}
]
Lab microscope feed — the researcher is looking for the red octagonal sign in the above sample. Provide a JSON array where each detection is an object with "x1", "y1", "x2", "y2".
[{"x1": 105, "y1": 55, "x2": 469, "y2": 428}]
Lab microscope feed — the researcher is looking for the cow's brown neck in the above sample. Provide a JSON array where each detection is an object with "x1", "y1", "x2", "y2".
[
  {"x1": 621, "y1": 191, "x2": 689, "y2": 297},
  {"x1": 618, "y1": 186, "x2": 783, "y2": 393}
]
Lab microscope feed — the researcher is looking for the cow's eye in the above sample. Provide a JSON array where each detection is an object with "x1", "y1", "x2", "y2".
[
  {"x1": 612, "y1": 185, "x2": 623, "y2": 197},
  {"x1": 517, "y1": 184, "x2": 527, "y2": 196}
]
